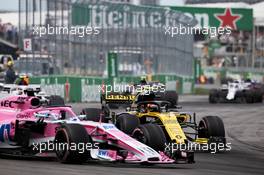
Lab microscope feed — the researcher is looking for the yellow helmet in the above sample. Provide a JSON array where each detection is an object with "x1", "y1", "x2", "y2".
[{"x1": 7, "y1": 60, "x2": 14, "y2": 67}]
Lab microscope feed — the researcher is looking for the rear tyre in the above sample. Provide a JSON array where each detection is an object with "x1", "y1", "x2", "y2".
[
  {"x1": 245, "y1": 91, "x2": 254, "y2": 103},
  {"x1": 255, "y1": 91, "x2": 263, "y2": 103},
  {"x1": 49, "y1": 95, "x2": 65, "y2": 106},
  {"x1": 54, "y1": 124, "x2": 92, "y2": 164},
  {"x1": 132, "y1": 123, "x2": 167, "y2": 151},
  {"x1": 116, "y1": 114, "x2": 139, "y2": 135},
  {"x1": 80, "y1": 108, "x2": 105, "y2": 122},
  {"x1": 258, "y1": 94, "x2": 263, "y2": 103}
]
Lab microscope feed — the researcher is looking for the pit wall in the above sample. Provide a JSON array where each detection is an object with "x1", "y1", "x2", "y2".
[{"x1": 30, "y1": 75, "x2": 194, "y2": 102}]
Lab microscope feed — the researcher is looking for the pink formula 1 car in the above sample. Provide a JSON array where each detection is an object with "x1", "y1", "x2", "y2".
[{"x1": 0, "y1": 92, "x2": 194, "y2": 164}]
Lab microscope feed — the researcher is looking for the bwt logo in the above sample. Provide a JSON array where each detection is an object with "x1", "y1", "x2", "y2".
[{"x1": 0, "y1": 124, "x2": 11, "y2": 142}]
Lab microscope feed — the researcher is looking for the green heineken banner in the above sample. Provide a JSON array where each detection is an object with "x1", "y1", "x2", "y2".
[
  {"x1": 170, "y1": 6, "x2": 253, "y2": 31},
  {"x1": 72, "y1": 2, "x2": 196, "y2": 28},
  {"x1": 108, "y1": 52, "x2": 118, "y2": 78}
]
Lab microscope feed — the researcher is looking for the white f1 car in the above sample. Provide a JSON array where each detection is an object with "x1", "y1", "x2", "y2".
[
  {"x1": 0, "y1": 83, "x2": 64, "y2": 106},
  {"x1": 209, "y1": 79, "x2": 264, "y2": 103}
]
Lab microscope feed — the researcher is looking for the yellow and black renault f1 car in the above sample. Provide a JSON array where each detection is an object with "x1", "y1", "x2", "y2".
[{"x1": 98, "y1": 91, "x2": 227, "y2": 160}]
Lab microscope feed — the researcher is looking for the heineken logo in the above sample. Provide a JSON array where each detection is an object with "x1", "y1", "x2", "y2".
[
  {"x1": 72, "y1": 4, "x2": 196, "y2": 28},
  {"x1": 215, "y1": 8, "x2": 242, "y2": 30},
  {"x1": 72, "y1": 4, "x2": 252, "y2": 31}
]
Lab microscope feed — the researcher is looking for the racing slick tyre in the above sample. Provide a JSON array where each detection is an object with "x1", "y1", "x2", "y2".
[
  {"x1": 116, "y1": 114, "x2": 140, "y2": 135},
  {"x1": 258, "y1": 93, "x2": 263, "y2": 103},
  {"x1": 198, "y1": 116, "x2": 225, "y2": 142},
  {"x1": 209, "y1": 89, "x2": 219, "y2": 103},
  {"x1": 132, "y1": 123, "x2": 167, "y2": 151},
  {"x1": 254, "y1": 91, "x2": 263, "y2": 103},
  {"x1": 48, "y1": 95, "x2": 65, "y2": 106},
  {"x1": 54, "y1": 124, "x2": 92, "y2": 164},
  {"x1": 245, "y1": 91, "x2": 254, "y2": 103},
  {"x1": 80, "y1": 108, "x2": 106, "y2": 122}
]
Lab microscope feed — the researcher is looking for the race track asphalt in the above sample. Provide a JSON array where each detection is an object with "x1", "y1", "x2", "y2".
[{"x1": 0, "y1": 95, "x2": 263, "y2": 175}]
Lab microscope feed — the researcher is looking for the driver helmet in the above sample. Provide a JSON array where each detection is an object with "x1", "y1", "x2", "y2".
[
  {"x1": 16, "y1": 74, "x2": 29, "y2": 85},
  {"x1": 7, "y1": 60, "x2": 14, "y2": 67}
]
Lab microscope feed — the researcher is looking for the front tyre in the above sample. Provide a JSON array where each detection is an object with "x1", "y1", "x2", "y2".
[
  {"x1": 198, "y1": 116, "x2": 226, "y2": 145},
  {"x1": 116, "y1": 114, "x2": 139, "y2": 135},
  {"x1": 132, "y1": 123, "x2": 167, "y2": 151},
  {"x1": 54, "y1": 124, "x2": 92, "y2": 164}
]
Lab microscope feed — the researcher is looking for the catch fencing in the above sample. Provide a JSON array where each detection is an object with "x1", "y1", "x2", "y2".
[{"x1": 18, "y1": 0, "x2": 196, "y2": 77}]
